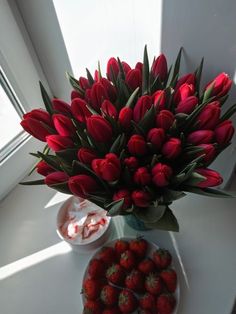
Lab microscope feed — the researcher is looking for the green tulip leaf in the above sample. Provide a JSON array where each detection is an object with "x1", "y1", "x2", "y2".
[
  {"x1": 183, "y1": 186, "x2": 233, "y2": 198},
  {"x1": 66, "y1": 72, "x2": 84, "y2": 95},
  {"x1": 125, "y1": 87, "x2": 140, "y2": 108},
  {"x1": 37, "y1": 152, "x2": 61, "y2": 171},
  {"x1": 142, "y1": 45, "x2": 150, "y2": 95},
  {"x1": 39, "y1": 81, "x2": 53, "y2": 115},
  {"x1": 184, "y1": 172, "x2": 206, "y2": 186},
  {"x1": 20, "y1": 179, "x2": 45, "y2": 185},
  {"x1": 162, "y1": 189, "x2": 186, "y2": 203},
  {"x1": 86, "y1": 68, "x2": 94, "y2": 85},
  {"x1": 50, "y1": 181, "x2": 71, "y2": 194},
  {"x1": 56, "y1": 148, "x2": 78, "y2": 163},
  {"x1": 145, "y1": 207, "x2": 179, "y2": 232},
  {"x1": 135, "y1": 204, "x2": 166, "y2": 223},
  {"x1": 168, "y1": 47, "x2": 183, "y2": 87},
  {"x1": 194, "y1": 57, "x2": 204, "y2": 95},
  {"x1": 106, "y1": 199, "x2": 125, "y2": 216},
  {"x1": 220, "y1": 103, "x2": 236, "y2": 122},
  {"x1": 139, "y1": 105, "x2": 156, "y2": 133}
]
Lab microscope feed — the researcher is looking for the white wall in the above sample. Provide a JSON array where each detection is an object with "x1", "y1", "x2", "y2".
[{"x1": 161, "y1": 0, "x2": 236, "y2": 187}]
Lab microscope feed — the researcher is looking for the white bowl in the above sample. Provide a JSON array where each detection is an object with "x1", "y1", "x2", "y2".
[{"x1": 56, "y1": 196, "x2": 111, "y2": 251}]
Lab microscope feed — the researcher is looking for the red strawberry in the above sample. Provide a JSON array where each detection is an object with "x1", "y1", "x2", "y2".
[
  {"x1": 83, "y1": 300, "x2": 103, "y2": 314},
  {"x1": 156, "y1": 293, "x2": 176, "y2": 314},
  {"x1": 145, "y1": 273, "x2": 163, "y2": 295},
  {"x1": 114, "y1": 239, "x2": 129, "y2": 257},
  {"x1": 88, "y1": 258, "x2": 106, "y2": 279},
  {"x1": 100, "y1": 285, "x2": 119, "y2": 306},
  {"x1": 99, "y1": 247, "x2": 117, "y2": 266},
  {"x1": 83, "y1": 278, "x2": 101, "y2": 300},
  {"x1": 138, "y1": 258, "x2": 156, "y2": 275},
  {"x1": 120, "y1": 250, "x2": 136, "y2": 270},
  {"x1": 139, "y1": 292, "x2": 155, "y2": 311},
  {"x1": 106, "y1": 264, "x2": 126, "y2": 286},
  {"x1": 102, "y1": 308, "x2": 121, "y2": 314},
  {"x1": 153, "y1": 249, "x2": 172, "y2": 269},
  {"x1": 129, "y1": 237, "x2": 148, "y2": 259},
  {"x1": 118, "y1": 289, "x2": 137, "y2": 313},
  {"x1": 125, "y1": 269, "x2": 145, "y2": 292},
  {"x1": 160, "y1": 269, "x2": 177, "y2": 293}
]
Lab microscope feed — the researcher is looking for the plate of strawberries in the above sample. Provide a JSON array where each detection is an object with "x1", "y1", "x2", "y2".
[{"x1": 82, "y1": 237, "x2": 179, "y2": 314}]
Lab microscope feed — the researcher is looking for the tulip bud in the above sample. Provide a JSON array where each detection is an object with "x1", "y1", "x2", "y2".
[
  {"x1": 124, "y1": 157, "x2": 139, "y2": 170},
  {"x1": 162, "y1": 138, "x2": 182, "y2": 159},
  {"x1": 187, "y1": 130, "x2": 214, "y2": 145},
  {"x1": 175, "y1": 73, "x2": 195, "y2": 91},
  {"x1": 113, "y1": 189, "x2": 132, "y2": 209},
  {"x1": 23, "y1": 109, "x2": 53, "y2": 126},
  {"x1": 68, "y1": 174, "x2": 99, "y2": 197},
  {"x1": 87, "y1": 115, "x2": 113, "y2": 142},
  {"x1": 196, "y1": 102, "x2": 221, "y2": 130},
  {"x1": 122, "y1": 61, "x2": 131, "y2": 75},
  {"x1": 147, "y1": 128, "x2": 165, "y2": 150},
  {"x1": 176, "y1": 96, "x2": 198, "y2": 114},
  {"x1": 125, "y1": 69, "x2": 142, "y2": 91},
  {"x1": 107, "y1": 57, "x2": 119, "y2": 81},
  {"x1": 77, "y1": 148, "x2": 97, "y2": 165},
  {"x1": 100, "y1": 78, "x2": 117, "y2": 103},
  {"x1": 134, "y1": 167, "x2": 152, "y2": 186},
  {"x1": 79, "y1": 77, "x2": 90, "y2": 90},
  {"x1": 92, "y1": 153, "x2": 121, "y2": 182},
  {"x1": 135, "y1": 62, "x2": 143, "y2": 72},
  {"x1": 197, "y1": 144, "x2": 216, "y2": 163},
  {"x1": 156, "y1": 110, "x2": 175, "y2": 130},
  {"x1": 127, "y1": 135, "x2": 147, "y2": 156},
  {"x1": 215, "y1": 120, "x2": 235, "y2": 145},
  {"x1": 119, "y1": 107, "x2": 133, "y2": 130},
  {"x1": 196, "y1": 168, "x2": 223, "y2": 188},
  {"x1": 131, "y1": 190, "x2": 151, "y2": 207},
  {"x1": 21, "y1": 115, "x2": 55, "y2": 142},
  {"x1": 90, "y1": 82, "x2": 109, "y2": 111},
  {"x1": 174, "y1": 83, "x2": 195, "y2": 104},
  {"x1": 71, "y1": 98, "x2": 92, "y2": 123},
  {"x1": 36, "y1": 161, "x2": 54, "y2": 176},
  {"x1": 205, "y1": 72, "x2": 232, "y2": 98},
  {"x1": 45, "y1": 171, "x2": 69, "y2": 186},
  {"x1": 153, "y1": 90, "x2": 166, "y2": 111},
  {"x1": 52, "y1": 99, "x2": 72, "y2": 116},
  {"x1": 133, "y1": 95, "x2": 152, "y2": 122},
  {"x1": 151, "y1": 54, "x2": 168, "y2": 81},
  {"x1": 101, "y1": 100, "x2": 118, "y2": 119},
  {"x1": 46, "y1": 135, "x2": 74, "y2": 151},
  {"x1": 71, "y1": 90, "x2": 83, "y2": 100},
  {"x1": 52, "y1": 114, "x2": 76, "y2": 137},
  {"x1": 152, "y1": 163, "x2": 173, "y2": 187}
]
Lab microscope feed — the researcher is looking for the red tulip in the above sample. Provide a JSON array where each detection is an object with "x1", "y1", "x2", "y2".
[
  {"x1": 125, "y1": 69, "x2": 142, "y2": 90},
  {"x1": 197, "y1": 144, "x2": 216, "y2": 163},
  {"x1": 153, "y1": 90, "x2": 166, "y2": 111},
  {"x1": 107, "y1": 57, "x2": 119, "y2": 81},
  {"x1": 53, "y1": 114, "x2": 76, "y2": 137},
  {"x1": 45, "y1": 171, "x2": 69, "y2": 186},
  {"x1": 187, "y1": 130, "x2": 214, "y2": 145},
  {"x1": 135, "y1": 62, "x2": 143, "y2": 72},
  {"x1": 52, "y1": 99, "x2": 72, "y2": 116},
  {"x1": 68, "y1": 174, "x2": 98, "y2": 197},
  {"x1": 151, "y1": 54, "x2": 168, "y2": 81},
  {"x1": 77, "y1": 148, "x2": 97, "y2": 165},
  {"x1": 215, "y1": 120, "x2": 235, "y2": 145},
  {"x1": 101, "y1": 100, "x2": 118, "y2": 119},
  {"x1": 196, "y1": 102, "x2": 221, "y2": 130},
  {"x1": 205, "y1": 72, "x2": 232, "y2": 98},
  {"x1": 122, "y1": 61, "x2": 131, "y2": 75},
  {"x1": 175, "y1": 73, "x2": 195, "y2": 91},
  {"x1": 162, "y1": 138, "x2": 182, "y2": 159},
  {"x1": 87, "y1": 115, "x2": 112, "y2": 142},
  {"x1": 100, "y1": 78, "x2": 117, "y2": 103},
  {"x1": 113, "y1": 189, "x2": 132, "y2": 209},
  {"x1": 46, "y1": 135, "x2": 74, "y2": 151},
  {"x1": 131, "y1": 190, "x2": 151, "y2": 207},
  {"x1": 79, "y1": 77, "x2": 90, "y2": 90},
  {"x1": 92, "y1": 153, "x2": 121, "y2": 182},
  {"x1": 90, "y1": 82, "x2": 109, "y2": 111},
  {"x1": 127, "y1": 135, "x2": 147, "y2": 156},
  {"x1": 174, "y1": 83, "x2": 195, "y2": 104},
  {"x1": 176, "y1": 96, "x2": 198, "y2": 114},
  {"x1": 147, "y1": 128, "x2": 165, "y2": 150},
  {"x1": 36, "y1": 161, "x2": 54, "y2": 176},
  {"x1": 71, "y1": 98, "x2": 92, "y2": 123},
  {"x1": 71, "y1": 90, "x2": 83, "y2": 100},
  {"x1": 156, "y1": 110, "x2": 175, "y2": 130},
  {"x1": 134, "y1": 167, "x2": 152, "y2": 186},
  {"x1": 152, "y1": 163, "x2": 173, "y2": 187},
  {"x1": 196, "y1": 168, "x2": 223, "y2": 188},
  {"x1": 23, "y1": 109, "x2": 53, "y2": 126},
  {"x1": 118, "y1": 107, "x2": 133, "y2": 129},
  {"x1": 133, "y1": 95, "x2": 152, "y2": 122},
  {"x1": 124, "y1": 157, "x2": 139, "y2": 170}
]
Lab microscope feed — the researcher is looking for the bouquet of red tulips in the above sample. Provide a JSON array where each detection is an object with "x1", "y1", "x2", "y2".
[{"x1": 21, "y1": 46, "x2": 236, "y2": 231}]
